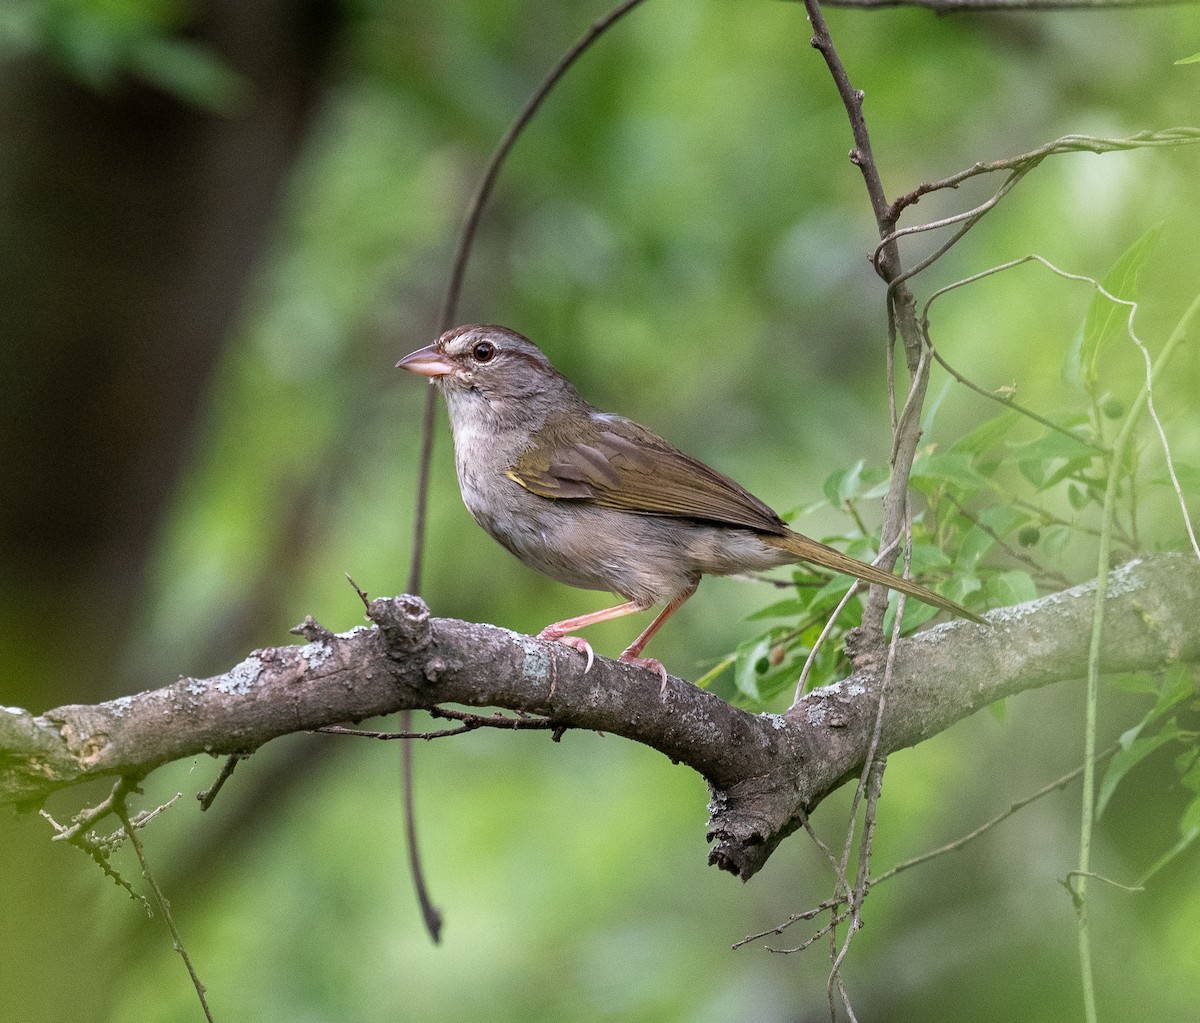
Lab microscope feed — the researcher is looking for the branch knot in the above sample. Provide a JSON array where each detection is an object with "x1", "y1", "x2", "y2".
[{"x1": 368, "y1": 595, "x2": 433, "y2": 658}]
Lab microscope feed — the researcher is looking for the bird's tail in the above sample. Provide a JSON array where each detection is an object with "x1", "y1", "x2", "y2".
[{"x1": 771, "y1": 529, "x2": 988, "y2": 626}]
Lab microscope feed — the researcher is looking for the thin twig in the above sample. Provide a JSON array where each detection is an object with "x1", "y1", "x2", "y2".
[
  {"x1": 732, "y1": 894, "x2": 843, "y2": 949},
  {"x1": 113, "y1": 781, "x2": 216, "y2": 1023},
  {"x1": 871, "y1": 743, "x2": 1120, "y2": 886},
  {"x1": 197, "y1": 754, "x2": 245, "y2": 812},
  {"x1": 942, "y1": 491, "x2": 1073, "y2": 589},
  {"x1": 928, "y1": 341, "x2": 1107, "y2": 453},
  {"x1": 890, "y1": 129, "x2": 1200, "y2": 220},
  {"x1": 400, "y1": 709, "x2": 444, "y2": 943},
  {"x1": 1128, "y1": 293, "x2": 1200, "y2": 561}
]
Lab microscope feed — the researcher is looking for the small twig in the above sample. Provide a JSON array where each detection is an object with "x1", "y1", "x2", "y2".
[
  {"x1": 766, "y1": 908, "x2": 852, "y2": 955},
  {"x1": 927, "y1": 341, "x2": 1107, "y2": 454},
  {"x1": 400, "y1": 708, "x2": 444, "y2": 944},
  {"x1": 1128, "y1": 292, "x2": 1200, "y2": 561},
  {"x1": 792, "y1": 582, "x2": 861, "y2": 705},
  {"x1": 112, "y1": 781, "x2": 216, "y2": 1022},
  {"x1": 941, "y1": 492, "x2": 1073, "y2": 588},
  {"x1": 743, "y1": 743, "x2": 1122, "y2": 957},
  {"x1": 48, "y1": 780, "x2": 125, "y2": 843},
  {"x1": 1063, "y1": 870, "x2": 1146, "y2": 897},
  {"x1": 42, "y1": 801, "x2": 149, "y2": 908},
  {"x1": 197, "y1": 754, "x2": 246, "y2": 812},
  {"x1": 346, "y1": 574, "x2": 370, "y2": 612},
  {"x1": 318, "y1": 723, "x2": 473, "y2": 740},
  {"x1": 890, "y1": 129, "x2": 1200, "y2": 220},
  {"x1": 732, "y1": 895, "x2": 843, "y2": 949},
  {"x1": 872, "y1": 743, "x2": 1120, "y2": 886},
  {"x1": 884, "y1": 167, "x2": 1033, "y2": 288}
]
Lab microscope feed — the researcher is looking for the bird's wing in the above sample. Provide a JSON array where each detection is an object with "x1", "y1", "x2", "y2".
[{"x1": 508, "y1": 412, "x2": 787, "y2": 535}]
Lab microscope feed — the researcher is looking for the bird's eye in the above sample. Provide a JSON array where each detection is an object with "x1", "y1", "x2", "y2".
[{"x1": 471, "y1": 340, "x2": 495, "y2": 363}]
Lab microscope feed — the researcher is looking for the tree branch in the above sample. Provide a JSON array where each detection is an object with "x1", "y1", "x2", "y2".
[{"x1": 3, "y1": 556, "x2": 1198, "y2": 880}]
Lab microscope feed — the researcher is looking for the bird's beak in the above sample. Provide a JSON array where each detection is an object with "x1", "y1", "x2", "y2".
[{"x1": 396, "y1": 343, "x2": 453, "y2": 378}]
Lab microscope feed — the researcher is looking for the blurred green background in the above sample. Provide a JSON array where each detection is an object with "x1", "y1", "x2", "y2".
[{"x1": 2, "y1": 0, "x2": 1198, "y2": 1020}]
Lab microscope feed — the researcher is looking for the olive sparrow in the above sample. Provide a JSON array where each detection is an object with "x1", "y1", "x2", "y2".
[{"x1": 398, "y1": 324, "x2": 986, "y2": 683}]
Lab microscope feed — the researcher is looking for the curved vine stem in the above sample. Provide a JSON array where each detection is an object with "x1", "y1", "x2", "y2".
[
  {"x1": 1077, "y1": 290, "x2": 1200, "y2": 1021},
  {"x1": 399, "y1": 0, "x2": 648, "y2": 946},
  {"x1": 408, "y1": 0, "x2": 648, "y2": 596}
]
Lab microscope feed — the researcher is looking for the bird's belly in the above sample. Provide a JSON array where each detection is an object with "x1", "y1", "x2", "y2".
[{"x1": 460, "y1": 472, "x2": 790, "y2": 605}]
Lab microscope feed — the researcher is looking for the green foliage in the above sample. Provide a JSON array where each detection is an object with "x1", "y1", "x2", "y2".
[
  {"x1": 1079, "y1": 225, "x2": 1161, "y2": 397},
  {"x1": 11, "y1": 2, "x2": 1200, "y2": 1020},
  {"x1": 726, "y1": 231, "x2": 1198, "y2": 709},
  {"x1": 0, "y1": 0, "x2": 245, "y2": 110}
]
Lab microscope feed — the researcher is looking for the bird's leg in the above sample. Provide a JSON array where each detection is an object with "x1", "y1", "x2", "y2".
[
  {"x1": 618, "y1": 580, "x2": 699, "y2": 692},
  {"x1": 539, "y1": 599, "x2": 653, "y2": 673}
]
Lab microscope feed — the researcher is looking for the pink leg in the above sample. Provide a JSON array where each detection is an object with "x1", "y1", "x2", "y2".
[
  {"x1": 619, "y1": 581, "x2": 699, "y2": 691},
  {"x1": 539, "y1": 599, "x2": 653, "y2": 673}
]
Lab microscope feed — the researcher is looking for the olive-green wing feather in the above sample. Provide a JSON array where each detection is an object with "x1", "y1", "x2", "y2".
[{"x1": 508, "y1": 412, "x2": 788, "y2": 535}]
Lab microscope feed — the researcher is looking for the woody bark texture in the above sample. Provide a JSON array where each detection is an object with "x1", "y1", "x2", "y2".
[{"x1": 2, "y1": 555, "x2": 1197, "y2": 880}]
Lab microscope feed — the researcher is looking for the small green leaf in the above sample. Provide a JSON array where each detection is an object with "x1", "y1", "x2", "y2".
[
  {"x1": 1175, "y1": 52, "x2": 1200, "y2": 65},
  {"x1": 733, "y1": 633, "x2": 775, "y2": 701},
  {"x1": 910, "y1": 451, "x2": 990, "y2": 494},
  {"x1": 692, "y1": 654, "x2": 735, "y2": 691},
  {"x1": 129, "y1": 34, "x2": 247, "y2": 113},
  {"x1": 1136, "y1": 825, "x2": 1199, "y2": 887},
  {"x1": 1149, "y1": 463, "x2": 1200, "y2": 491},
  {"x1": 823, "y1": 460, "x2": 866, "y2": 506},
  {"x1": 746, "y1": 597, "x2": 806, "y2": 621},
  {"x1": 950, "y1": 411, "x2": 1021, "y2": 458},
  {"x1": 883, "y1": 595, "x2": 938, "y2": 635},
  {"x1": 1078, "y1": 225, "x2": 1163, "y2": 395},
  {"x1": 1180, "y1": 797, "x2": 1200, "y2": 836},
  {"x1": 1105, "y1": 671, "x2": 1159, "y2": 695},
  {"x1": 986, "y1": 570, "x2": 1038, "y2": 607},
  {"x1": 1096, "y1": 726, "x2": 1180, "y2": 820}
]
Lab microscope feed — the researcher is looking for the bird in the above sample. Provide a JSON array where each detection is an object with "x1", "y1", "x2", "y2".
[{"x1": 398, "y1": 324, "x2": 986, "y2": 684}]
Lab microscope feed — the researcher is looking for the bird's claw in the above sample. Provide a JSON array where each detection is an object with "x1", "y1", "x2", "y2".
[
  {"x1": 619, "y1": 654, "x2": 669, "y2": 693},
  {"x1": 552, "y1": 635, "x2": 595, "y2": 673}
]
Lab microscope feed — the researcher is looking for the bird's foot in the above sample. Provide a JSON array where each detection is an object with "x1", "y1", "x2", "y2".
[
  {"x1": 544, "y1": 633, "x2": 594, "y2": 674},
  {"x1": 619, "y1": 653, "x2": 669, "y2": 693}
]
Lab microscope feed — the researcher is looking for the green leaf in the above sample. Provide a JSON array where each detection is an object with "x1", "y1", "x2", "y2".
[
  {"x1": 1105, "y1": 671, "x2": 1159, "y2": 695},
  {"x1": 745, "y1": 596, "x2": 806, "y2": 621},
  {"x1": 128, "y1": 34, "x2": 247, "y2": 113},
  {"x1": 956, "y1": 505, "x2": 1031, "y2": 569},
  {"x1": 986, "y1": 570, "x2": 1038, "y2": 607},
  {"x1": 921, "y1": 377, "x2": 953, "y2": 437},
  {"x1": 823, "y1": 459, "x2": 865, "y2": 506},
  {"x1": 1149, "y1": 463, "x2": 1200, "y2": 491},
  {"x1": 1181, "y1": 798, "x2": 1200, "y2": 838},
  {"x1": 883, "y1": 595, "x2": 938, "y2": 635},
  {"x1": 1148, "y1": 662, "x2": 1196, "y2": 723},
  {"x1": 949, "y1": 410, "x2": 1020, "y2": 458},
  {"x1": 692, "y1": 654, "x2": 735, "y2": 691},
  {"x1": 910, "y1": 451, "x2": 990, "y2": 495},
  {"x1": 1078, "y1": 225, "x2": 1163, "y2": 395},
  {"x1": 1096, "y1": 725, "x2": 1180, "y2": 820},
  {"x1": 1175, "y1": 52, "x2": 1200, "y2": 65},
  {"x1": 1135, "y1": 824, "x2": 1200, "y2": 887},
  {"x1": 733, "y1": 633, "x2": 775, "y2": 701}
]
